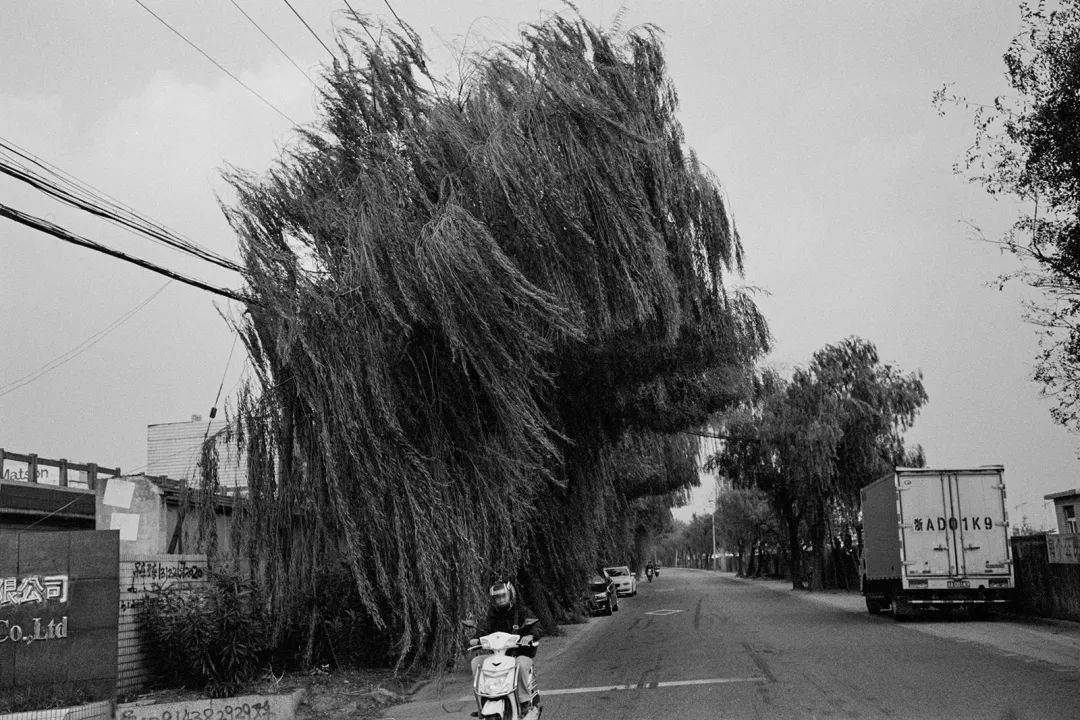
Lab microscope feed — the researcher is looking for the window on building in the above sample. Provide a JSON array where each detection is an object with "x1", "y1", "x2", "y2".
[{"x1": 1065, "y1": 504, "x2": 1077, "y2": 533}]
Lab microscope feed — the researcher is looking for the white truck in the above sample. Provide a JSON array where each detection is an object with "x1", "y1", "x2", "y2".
[{"x1": 861, "y1": 466, "x2": 1014, "y2": 618}]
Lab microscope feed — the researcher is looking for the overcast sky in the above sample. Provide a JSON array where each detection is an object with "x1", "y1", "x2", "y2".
[{"x1": 0, "y1": 1, "x2": 1071, "y2": 529}]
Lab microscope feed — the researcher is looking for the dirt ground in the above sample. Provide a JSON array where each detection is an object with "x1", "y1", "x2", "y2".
[{"x1": 123, "y1": 667, "x2": 423, "y2": 720}]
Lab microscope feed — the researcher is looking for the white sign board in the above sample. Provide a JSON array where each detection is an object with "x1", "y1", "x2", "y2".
[{"x1": 103, "y1": 478, "x2": 135, "y2": 509}]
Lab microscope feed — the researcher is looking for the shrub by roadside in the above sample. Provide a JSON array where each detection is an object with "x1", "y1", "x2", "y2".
[{"x1": 143, "y1": 568, "x2": 269, "y2": 697}]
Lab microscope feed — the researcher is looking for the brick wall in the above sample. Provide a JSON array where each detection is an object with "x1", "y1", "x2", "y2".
[{"x1": 117, "y1": 554, "x2": 208, "y2": 696}]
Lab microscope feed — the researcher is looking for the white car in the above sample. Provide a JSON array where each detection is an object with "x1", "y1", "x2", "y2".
[{"x1": 603, "y1": 565, "x2": 637, "y2": 596}]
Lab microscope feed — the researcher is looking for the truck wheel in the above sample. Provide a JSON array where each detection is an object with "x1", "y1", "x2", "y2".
[
  {"x1": 865, "y1": 596, "x2": 884, "y2": 615},
  {"x1": 968, "y1": 605, "x2": 991, "y2": 620}
]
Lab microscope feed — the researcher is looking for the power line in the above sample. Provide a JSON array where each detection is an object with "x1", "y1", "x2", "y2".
[
  {"x1": 0, "y1": 282, "x2": 171, "y2": 398},
  {"x1": 228, "y1": 0, "x2": 318, "y2": 88},
  {"x1": 281, "y1": 0, "x2": 334, "y2": 56},
  {"x1": 0, "y1": 140, "x2": 243, "y2": 272},
  {"x1": 340, "y1": 0, "x2": 380, "y2": 47},
  {"x1": 0, "y1": 201, "x2": 254, "y2": 304},
  {"x1": 381, "y1": 0, "x2": 412, "y2": 37},
  {"x1": 207, "y1": 335, "x2": 239, "y2": 428},
  {"x1": 23, "y1": 495, "x2": 90, "y2": 530},
  {"x1": 133, "y1": 0, "x2": 296, "y2": 124}
]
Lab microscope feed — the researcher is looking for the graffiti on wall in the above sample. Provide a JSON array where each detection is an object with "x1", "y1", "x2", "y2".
[{"x1": 120, "y1": 559, "x2": 207, "y2": 612}]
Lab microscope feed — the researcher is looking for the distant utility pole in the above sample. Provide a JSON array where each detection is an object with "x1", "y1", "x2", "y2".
[{"x1": 711, "y1": 484, "x2": 718, "y2": 571}]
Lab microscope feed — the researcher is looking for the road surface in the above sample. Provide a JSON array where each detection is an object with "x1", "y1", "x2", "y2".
[{"x1": 387, "y1": 569, "x2": 1080, "y2": 719}]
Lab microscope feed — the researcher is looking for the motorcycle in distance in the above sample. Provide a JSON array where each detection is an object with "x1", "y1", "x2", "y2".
[
  {"x1": 465, "y1": 618, "x2": 542, "y2": 720},
  {"x1": 646, "y1": 565, "x2": 655, "y2": 583}
]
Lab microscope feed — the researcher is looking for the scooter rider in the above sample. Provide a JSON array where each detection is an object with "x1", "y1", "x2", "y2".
[{"x1": 472, "y1": 581, "x2": 541, "y2": 710}]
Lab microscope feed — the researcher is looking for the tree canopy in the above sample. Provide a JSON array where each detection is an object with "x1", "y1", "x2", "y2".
[
  {"x1": 942, "y1": 0, "x2": 1080, "y2": 428},
  {"x1": 215, "y1": 12, "x2": 767, "y2": 671}
]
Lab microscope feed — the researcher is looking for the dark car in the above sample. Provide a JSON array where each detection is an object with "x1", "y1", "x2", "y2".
[{"x1": 586, "y1": 573, "x2": 619, "y2": 615}]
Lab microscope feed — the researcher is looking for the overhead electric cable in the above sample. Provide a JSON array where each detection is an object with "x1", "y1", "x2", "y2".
[
  {"x1": 207, "y1": 334, "x2": 239, "y2": 426},
  {"x1": 0, "y1": 143, "x2": 243, "y2": 272},
  {"x1": 228, "y1": 0, "x2": 317, "y2": 87},
  {"x1": 0, "y1": 201, "x2": 254, "y2": 304},
  {"x1": 281, "y1": 0, "x2": 334, "y2": 55},
  {"x1": 340, "y1": 0, "x2": 380, "y2": 47},
  {"x1": 133, "y1": 0, "x2": 296, "y2": 124},
  {"x1": 380, "y1": 0, "x2": 412, "y2": 36},
  {"x1": 0, "y1": 281, "x2": 171, "y2": 398}
]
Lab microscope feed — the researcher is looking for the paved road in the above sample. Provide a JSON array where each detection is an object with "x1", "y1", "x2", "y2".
[{"x1": 388, "y1": 569, "x2": 1080, "y2": 719}]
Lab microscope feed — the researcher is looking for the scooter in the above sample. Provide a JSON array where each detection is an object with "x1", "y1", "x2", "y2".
[{"x1": 467, "y1": 620, "x2": 542, "y2": 720}]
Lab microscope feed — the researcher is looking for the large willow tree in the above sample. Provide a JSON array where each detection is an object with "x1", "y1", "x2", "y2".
[{"x1": 220, "y1": 12, "x2": 767, "y2": 671}]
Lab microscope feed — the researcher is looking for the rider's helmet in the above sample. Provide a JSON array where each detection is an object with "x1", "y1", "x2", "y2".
[{"x1": 489, "y1": 581, "x2": 515, "y2": 611}]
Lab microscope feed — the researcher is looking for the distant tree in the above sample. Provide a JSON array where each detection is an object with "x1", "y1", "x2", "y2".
[
  {"x1": 709, "y1": 338, "x2": 927, "y2": 590},
  {"x1": 941, "y1": 1, "x2": 1080, "y2": 428},
  {"x1": 714, "y1": 487, "x2": 774, "y2": 576},
  {"x1": 801, "y1": 339, "x2": 927, "y2": 588}
]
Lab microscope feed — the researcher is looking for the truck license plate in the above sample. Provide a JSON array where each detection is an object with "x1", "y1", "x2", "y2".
[{"x1": 947, "y1": 580, "x2": 970, "y2": 589}]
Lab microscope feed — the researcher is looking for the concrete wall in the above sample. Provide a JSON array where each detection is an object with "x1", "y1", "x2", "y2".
[
  {"x1": 93, "y1": 475, "x2": 234, "y2": 556},
  {"x1": 1011, "y1": 535, "x2": 1080, "y2": 622},
  {"x1": 0, "y1": 531, "x2": 119, "y2": 704},
  {"x1": 94, "y1": 476, "x2": 168, "y2": 557},
  {"x1": 162, "y1": 505, "x2": 234, "y2": 557}
]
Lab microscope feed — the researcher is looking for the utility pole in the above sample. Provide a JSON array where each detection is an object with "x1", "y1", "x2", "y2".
[{"x1": 711, "y1": 483, "x2": 718, "y2": 571}]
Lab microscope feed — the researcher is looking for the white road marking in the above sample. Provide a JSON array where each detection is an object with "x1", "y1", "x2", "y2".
[
  {"x1": 544, "y1": 677, "x2": 767, "y2": 696},
  {"x1": 395, "y1": 676, "x2": 770, "y2": 710},
  {"x1": 644, "y1": 609, "x2": 683, "y2": 616}
]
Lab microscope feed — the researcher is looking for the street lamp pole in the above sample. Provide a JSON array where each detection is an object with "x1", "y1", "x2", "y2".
[{"x1": 711, "y1": 485, "x2": 718, "y2": 570}]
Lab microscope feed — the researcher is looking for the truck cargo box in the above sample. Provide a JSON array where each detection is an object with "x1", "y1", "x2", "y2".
[{"x1": 861, "y1": 467, "x2": 1013, "y2": 617}]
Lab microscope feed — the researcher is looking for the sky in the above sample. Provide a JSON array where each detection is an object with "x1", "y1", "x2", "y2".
[{"x1": 0, "y1": 1, "x2": 1073, "y2": 530}]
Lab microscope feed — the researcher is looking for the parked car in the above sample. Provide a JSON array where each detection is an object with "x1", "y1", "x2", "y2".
[
  {"x1": 586, "y1": 573, "x2": 619, "y2": 615},
  {"x1": 603, "y1": 565, "x2": 637, "y2": 596}
]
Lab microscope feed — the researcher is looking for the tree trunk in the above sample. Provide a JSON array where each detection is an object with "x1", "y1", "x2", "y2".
[
  {"x1": 809, "y1": 501, "x2": 827, "y2": 591},
  {"x1": 786, "y1": 516, "x2": 802, "y2": 590}
]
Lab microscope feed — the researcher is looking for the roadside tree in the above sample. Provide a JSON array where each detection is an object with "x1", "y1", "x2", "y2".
[
  {"x1": 214, "y1": 11, "x2": 768, "y2": 672},
  {"x1": 942, "y1": 1, "x2": 1080, "y2": 428}
]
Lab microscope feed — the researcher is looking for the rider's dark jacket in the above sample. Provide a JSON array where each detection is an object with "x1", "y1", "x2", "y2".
[{"x1": 479, "y1": 602, "x2": 542, "y2": 638}]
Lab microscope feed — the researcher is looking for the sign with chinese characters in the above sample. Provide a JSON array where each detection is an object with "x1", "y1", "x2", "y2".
[
  {"x1": 0, "y1": 530, "x2": 118, "y2": 703},
  {"x1": 0, "y1": 575, "x2": 69, "y2": 606}
]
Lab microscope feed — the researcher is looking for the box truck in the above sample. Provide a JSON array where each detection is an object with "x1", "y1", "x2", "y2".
[{"x1": 861, "y1": 466, "x2": 1013, "y2": 618}]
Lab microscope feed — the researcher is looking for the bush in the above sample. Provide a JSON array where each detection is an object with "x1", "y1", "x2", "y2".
[{"x1": 143, "y1": 569, "x2": 269, "y2": 696}]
